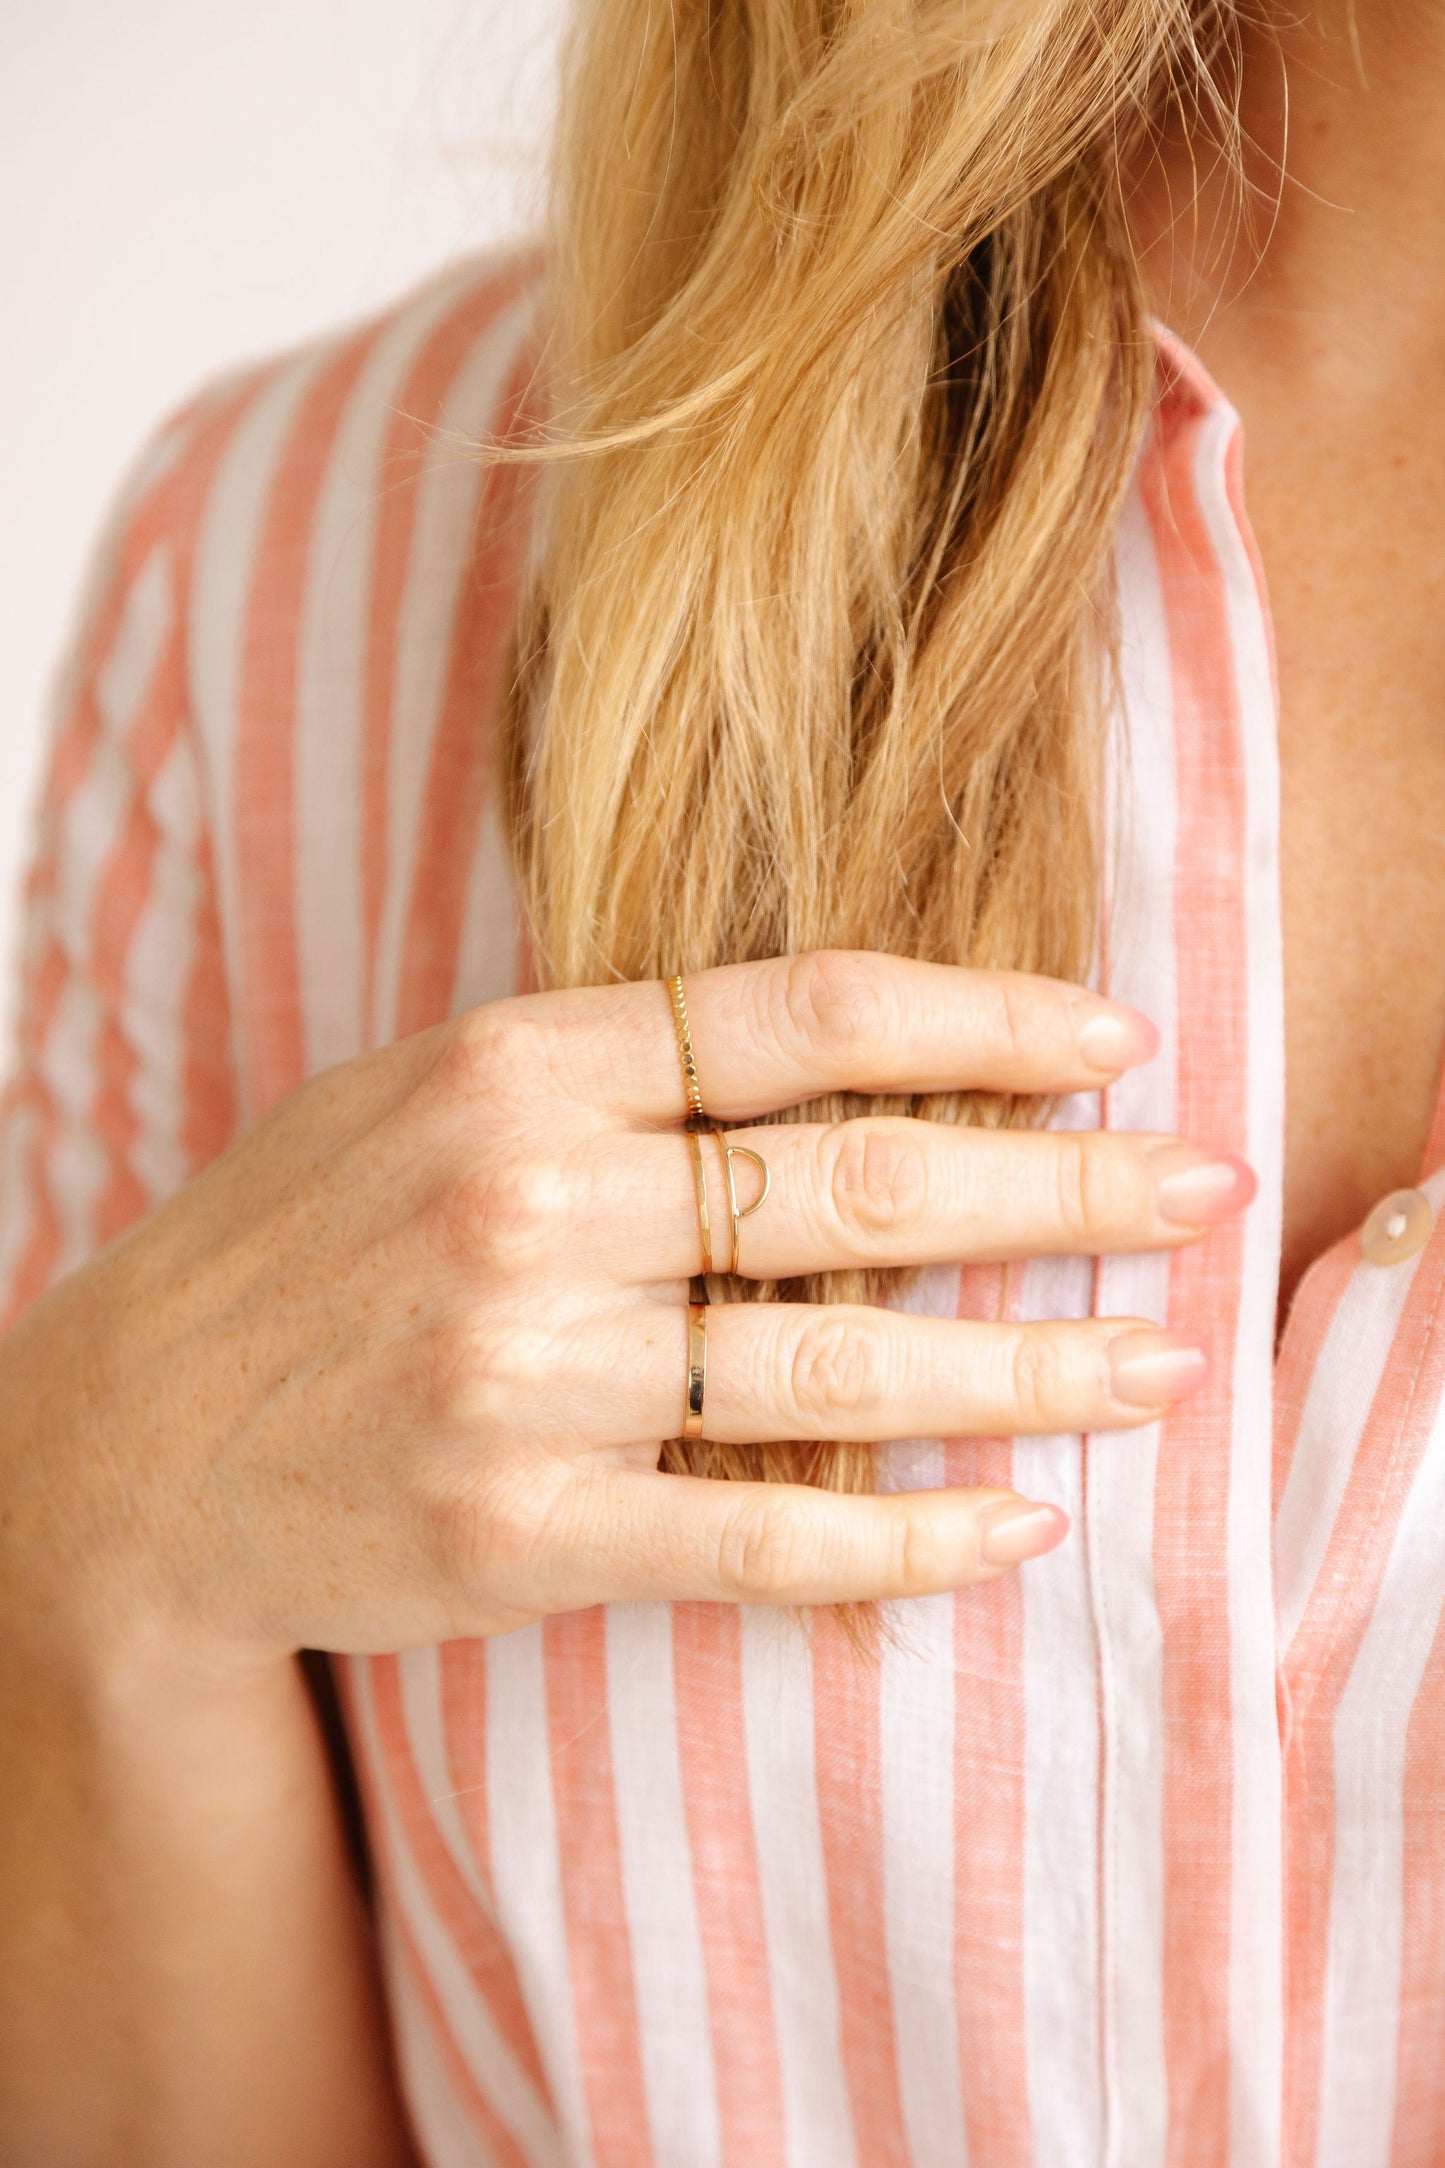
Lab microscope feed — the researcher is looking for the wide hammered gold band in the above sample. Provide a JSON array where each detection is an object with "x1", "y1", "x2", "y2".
[
  {"x1": 682, "y1": 1302, "x2": 708, "y2": 1439},
  {"x1": 666, "y1": 974, "x2": 707, "y2": 1128}
]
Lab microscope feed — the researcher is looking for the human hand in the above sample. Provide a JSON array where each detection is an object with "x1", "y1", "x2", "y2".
[{"x1": 0, "y1": 952, "x2": 1250, "y2": 1670}]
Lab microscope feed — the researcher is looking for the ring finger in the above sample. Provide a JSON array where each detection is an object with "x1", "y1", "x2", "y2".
[{"x1": 551, "y1": 1303, "x2": 1208, "y2": 1446}]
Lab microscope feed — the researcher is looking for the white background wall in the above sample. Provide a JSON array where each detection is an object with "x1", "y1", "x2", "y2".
[{"x1": 0, "y1": 0, "x2": 566, "y2": 1056}]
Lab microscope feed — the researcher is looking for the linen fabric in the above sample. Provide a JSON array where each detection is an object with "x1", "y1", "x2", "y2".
[{"x1": 4, "y1": 253, "x2": 1444, "y2": 2168}]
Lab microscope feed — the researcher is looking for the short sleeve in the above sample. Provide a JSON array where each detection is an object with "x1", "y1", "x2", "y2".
[{"x1": 0, "y1": 402, "x2": 241, "y2": 1333}]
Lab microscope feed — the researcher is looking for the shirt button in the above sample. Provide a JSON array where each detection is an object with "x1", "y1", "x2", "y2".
[{"x1": 1360, "y1": 1186, "x2": 1434, "y2": 1266}]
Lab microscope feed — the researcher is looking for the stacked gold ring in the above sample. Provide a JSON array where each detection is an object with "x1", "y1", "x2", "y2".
[
  {"x1": 685, "y1": 1130, "x2": 772, "y2": 1277},
  {"x1": 683, "y1": 1303, "x2": 707, "y2": 1440},
  {"x1": 667, "y1": 974, "x2": 707, "y2": 1129},
  {"x1": 667, "y1": 973, "x2": 773, "y2": 1440}
]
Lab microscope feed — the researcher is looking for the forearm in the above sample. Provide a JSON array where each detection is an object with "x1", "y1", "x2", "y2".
[{"x1": 0, "y1": 1630, "x2": 415, "y2": 2168}]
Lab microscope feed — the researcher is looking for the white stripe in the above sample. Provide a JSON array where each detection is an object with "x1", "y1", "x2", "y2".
[
  {"x1": 39, "y1": 411, "x2": 190, "y2": 759},
  {"x1": 372, "y1": 292, "x2": 537, "y2": 1050},
  {"x1": 28, "y1": 546, "x2": 175, "y2": 1268},
  {"x1": 1194, "y1": 398, "x2": 1286, "y2": 2168},
  {"x1": 54, "y1": 723, "x2": 138, "y2": 945},
  {"x1": 1316, "y1": 1387, "x2": 1445, "y2": 2167},
  {"x1": 396, "y1": 1644, "x2": 509, "y2": 1928},
  {"x1": 95, "y1": 544, "x2": 174, "y2": 743},
  {"x1": 381, "y1": 1906, "x2": 507, "y2": 2168},
  {"x1": 124, "y1": 735, "x2": 201, "y2": 1202},
  {"x1": 1274, "y1": 1246, "x2": 1420, "y2": 1656},
  {"x1": 739, "y1": 1607, "x2": 856, "y2": 2168},
  {"x1": 877, "y1": 1480, "x2": 968, "y2": 2166},
  {"x1": 1077, "y1": 476, "x2": 1179, "y2": 2168},
  {"x1": 55, "y1": 543, "x2": 173, "y2": 953},
  {"x1": 349, "y1": 1658, "x2": 565, "y2": 2167},
  {"x1": 294, "y1": 263, "x2": 488, "y2": 1074},
  {"x1": 0, "y1": 1099, "x2": 39, "y2": 1311},
  {"x1": 188, "y1": 350, "x2": 323, "y2": 1120},
  {"x1": 875, "y1": 1266, "x2": 968, "y2": 2165},
  {"x1": 39, "y1": 974, "x2": 109, "y2": 1270},
  {"x1": 1012, "y1": 1248, "x2": 1105, "y2": 2168},
  {"x1": 604, "y1": 1603, "x2": 722, "y2": 2168},
  {"x1": 484, "y1": 1626, "x2": 590, "y2": 2166},
  {"x1": 452, "y1": 789, "x2": 521, "y2": 1015}
]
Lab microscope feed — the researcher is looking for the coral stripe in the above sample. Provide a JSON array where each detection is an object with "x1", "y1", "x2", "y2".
[
  {"x1": 811, "y1": 1613, "x2": 910, "y2": 2166},
  {"x1": 948, "y1": 1262, "x2": 1031, "y2": 2167},
  {"x1": 1272, "y1": 1242, "x2": 1356, "y2": 1522},
  {"x1": 1280, "y1": 1230, "x2": 1445, "y2": 2166},
  {"x1": 948, "y1": 1457, "x2": 1029, "y2": 2165},
  {"x1": 671, "y1": 1603, "x2": 788, "y2": 2168},
  {"x1": 179, "y1": 819, "x2": 237, "y2": 1171},
  {"x1": 394, "y1": 338, "x2": 541, "y2": 1041},
  {"x1": 371, "y1": 1652, "x2": 553, "y2": 2111},
  {"x1": 388, "y1": 1915, "x2": 535, "y2": 2168},
  {"x1": 234, "y1": 329, "x2": 384, "y2": 1110},
  {"x1": 360, "y1": 263, "x2": 536, "y2": 1044},
  {"x1": 1139, "y1": 386, "x2": 1253, "y2": 2164},
  {"x1": 1393, "y1": 1590, "x2": 1445, "y2": 2163},
  {"x1": 7, "y1": 385, "x2": 252, "y2": 1300},
  {"x1": 542, "y1": 1608, "x2": 654, "y2": 2166}
]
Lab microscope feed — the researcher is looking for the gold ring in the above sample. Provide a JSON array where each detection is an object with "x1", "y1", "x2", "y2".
[
  {"x1": 687, "y1": 1131, "x2": 717, "y2": 1276},
  {"x1": 683, "y1": 1302, "x2": 707, "y2": 1439},
  {"x1": 722, "y1": 1143, "x2": 771, "y2": 1276},
  {"x1": 667, "y1": 973, "x2": 708, "y2": 1128}
]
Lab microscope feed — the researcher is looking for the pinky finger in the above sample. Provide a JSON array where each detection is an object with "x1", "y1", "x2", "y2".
[{"x1": 547, "y1": 1466, "x2": 1068, "y2": 1612}]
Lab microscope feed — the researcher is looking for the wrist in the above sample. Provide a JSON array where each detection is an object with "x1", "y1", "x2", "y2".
[
  {"x1": 0, "y1": 1268, "x2": 288, "y2": 1697},
  {"x1": 0, "y1": 1602, "x2": 304, "y2": 1765}
]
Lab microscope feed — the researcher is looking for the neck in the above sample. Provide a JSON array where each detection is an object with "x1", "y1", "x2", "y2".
[{"x1": 1129, "y1": 0, "x2": 1445, "y2": 387}]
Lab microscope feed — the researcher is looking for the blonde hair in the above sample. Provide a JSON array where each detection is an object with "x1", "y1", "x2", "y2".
[{"x1": 502, "y1": 0, "x2": 1232, "y2": 1492}]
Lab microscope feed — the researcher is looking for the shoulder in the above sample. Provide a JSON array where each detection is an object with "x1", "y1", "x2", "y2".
[
  {"x1": 106, "y1": 248, "x2": 543, "y2": 1107},
  {"x1": 72, "y1": 247, "x2": 547, "y2": 760},
  {"x1": 139, "y1": 244, "x2": 546, "y2": 646}
]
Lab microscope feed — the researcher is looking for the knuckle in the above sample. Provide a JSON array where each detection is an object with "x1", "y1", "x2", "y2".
[
  {"x1": 987, "y1": 972, "x2": 1038, "y2": 1070},
  {"x1": 426, "y1": 1158, "x2": 571, "y2": 1271},
  {"x1": 776, "y1": 950, "x2": 892, "y2": 1064},
  {"x1": 785, "y1": 1312, "x2": 887, "y2": 1425},
  {"x1": 427, "y1": 1311, "x2": 553, "y2": 1425},
  {"x1": 1050, "y1": 1134, "x2": 1091, "y2": 1241},
  {"x1": 424, "y1": 1458, "x2": 555, "y2": 1595},
  {"x1": 434, "y1": 1005, "x2": 550, "y2": 1113},
  {"x1": 894, "y1": 1507, "x2": 955, "y2": 1596},
  {"x1": 1008, "y1": 1329, "x2": 1066, "y2": 1428},
  {"x1": 1051, "y1": 1133, "x2": 1129, "y2": 1242},
  {"x1": 714, "y1": 1492, "x2": 815, "y2": 1600},
  {"x1": 825, "y1": 1121, "x2": 930, "y2": 1243}
]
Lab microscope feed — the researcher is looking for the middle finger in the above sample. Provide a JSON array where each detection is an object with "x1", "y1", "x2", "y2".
[{"x1": 597, "y1": 1117, "x2": 1255, "y2": 1281}]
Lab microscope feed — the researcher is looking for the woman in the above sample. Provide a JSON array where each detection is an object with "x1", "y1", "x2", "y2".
[{"x1": 3, "y1": 0, "x2": 1441, "y2": 2156}]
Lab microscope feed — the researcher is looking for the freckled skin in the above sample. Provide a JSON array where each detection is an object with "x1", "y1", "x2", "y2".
[
  {"x1": 1130, "y1": 2, "x2": 1445, "y2": 1326},
  {"x1": 1249, "y1": 387, "x2": 1445, "y2": 1320}
]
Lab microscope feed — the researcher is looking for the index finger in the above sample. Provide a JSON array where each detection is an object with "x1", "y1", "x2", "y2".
[{"x1": 544, "y1": 951, "x2": 1158, "y2": 1123}]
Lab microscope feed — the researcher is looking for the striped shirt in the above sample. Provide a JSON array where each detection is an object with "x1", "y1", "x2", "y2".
[{"x1": 4, "y1": 252, "x2": 1445, "y2": 2168}]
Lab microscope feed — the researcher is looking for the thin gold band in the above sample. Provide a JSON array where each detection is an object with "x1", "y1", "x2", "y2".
[
  {"x1": 721, "y1": 1143, "x2": 772, "y2": 1278},
  {"x1": 687, "y1": 1131, "x2": 716, "y2": 1277},
  {"x1": 683, "y1": 1302, "x2": 708, "y2": 1439},
  {"x1": 666, "y1": 974, "x2": 707, "y2": 1127}
]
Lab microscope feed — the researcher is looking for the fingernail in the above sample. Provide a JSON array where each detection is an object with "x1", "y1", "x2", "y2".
[
  {"x1": 1075, "y1": 1003, "x2": 1160, "y2": 1073},
  {"x1": 1150, "y1": 1144, "x2": 1258, "y2": 1226},
  {"x1": 979, "y1": 1500, "x2": 1070, "y2": 1567},
  {"x1": 1108, "y1": 1328, "x2": 1210, "y2": 1408}
]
